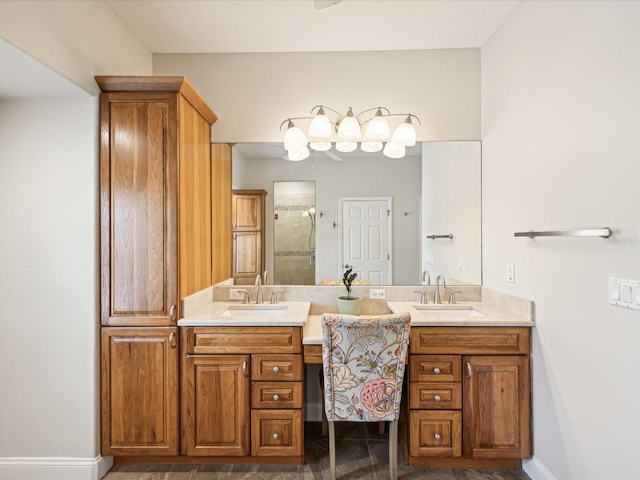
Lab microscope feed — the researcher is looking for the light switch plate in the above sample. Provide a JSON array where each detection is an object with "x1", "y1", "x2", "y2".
[
  {"x1": 507, "y1": 264, "x2": 515, "y2": 283},
  {"x1": 609, "y1": 277, "x2": 640, "y2": 311}
]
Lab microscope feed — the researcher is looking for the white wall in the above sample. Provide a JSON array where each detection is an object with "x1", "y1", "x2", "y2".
[
  {"x1": 0, "y1": 98, "x2": 106, "y2": 479},
  {"x1": 153, "y1": 49, "x2": 480, "y2": 143},
  {"x1": 481, "y1": 2, "x2": 640, "y2": 479},
  {"x1": 0, "y1": 3, "x2": 152, "y2": 478},
  {"x1": 233, "y1": 152, "x2": 422, "y2": 285}
]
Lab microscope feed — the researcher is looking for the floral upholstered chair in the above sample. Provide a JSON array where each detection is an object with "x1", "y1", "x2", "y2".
[{"x1": 321, "y1": 312, "x2": 411, "y2": 480}]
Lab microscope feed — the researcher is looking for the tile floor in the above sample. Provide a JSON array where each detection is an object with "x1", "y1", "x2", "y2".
[{"x1": 104, "y1": 422, "x2": 531, "y2": 480}]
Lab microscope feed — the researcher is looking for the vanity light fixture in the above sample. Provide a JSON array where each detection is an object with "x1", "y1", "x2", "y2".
[{"x1": 279, "y1": 106, "x2": 421, "y2": 160}]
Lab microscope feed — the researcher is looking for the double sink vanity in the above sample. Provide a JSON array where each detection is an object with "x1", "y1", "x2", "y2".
[
  {"x1": 168, "y1": 286, "x2": 534, "y2": 469},
  {"x1": 96, "y1": 75, "x2": 532, "y2": 471}
]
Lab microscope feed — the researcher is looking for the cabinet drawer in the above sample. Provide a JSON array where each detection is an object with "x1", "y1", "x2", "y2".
[
  {"x1": 409, "y1": 410, "x2": 462, "y2": 458},
  {"x1": 410, "y1": 327, "x2": 530, "y2": 355},
  {"x1": 251, "y1": 410, "x2": 303, "y2": 457},
  {"x1": 410, "y1": 383, "x2": 462, "y2": 410},
  {"x1": 252, "y1": 354, "x2": 303, "y2": 381},
  {"x1": 186, "y1": 327, "x2": 302, "y2": 354},
  {"x1": 410, "y1": 355, "x2": 461, "y2": 382},
  {"x1": 252, "y1": 382, "x2": 303, "y2": 409}
]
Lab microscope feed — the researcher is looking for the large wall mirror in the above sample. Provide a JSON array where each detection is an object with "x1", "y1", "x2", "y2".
[{"x1": 231, "y1": 141, "x2": 481, "y2": 286}]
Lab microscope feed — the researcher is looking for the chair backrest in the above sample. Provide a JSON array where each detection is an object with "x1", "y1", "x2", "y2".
[{"x1": 321, "y1": 312, "x2": 411, "y2": 423}]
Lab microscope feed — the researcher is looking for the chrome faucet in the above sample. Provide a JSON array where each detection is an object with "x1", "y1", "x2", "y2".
[
  {"x1": 254, "y1": 274, "x2": 264, "y2": 304},
  {"x1": 434, "y1": 274, "x2": 446, "y2": 304},
  {"x1": 271, "y1": 289, "x2": 283, "y2": 304},
  {"x1": 422, "y1": 269, "x2": 431, "y2": 286},
  {"x1": 414, "y1": 289, "x2": 428, "y2": 304}
]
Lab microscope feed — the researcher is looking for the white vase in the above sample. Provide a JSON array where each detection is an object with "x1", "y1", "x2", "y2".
[{"x1": 336, "y1": 296, "x2": 362, "y2": 315}]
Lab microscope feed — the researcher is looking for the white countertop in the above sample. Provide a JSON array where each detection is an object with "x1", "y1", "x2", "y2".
[
  {"x1": 302, "y1": 302, "x2": 534, "y2": 345},
  {"x1": 178, "y1": 301, "x2": 311, "y2": 327},
  {"x1": 387, "y1": 301, "x2": 535, "y2": 327}
]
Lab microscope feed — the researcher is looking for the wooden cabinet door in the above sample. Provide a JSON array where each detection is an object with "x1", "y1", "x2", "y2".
[
  {"x1": 100, "y1": 93, "x2": 178, "y2": 326},
  {"x1": 183, "y1": 355, "x2": 250, "y2": 456},
  {"x1": 463, "y1": 355, "x2": 531, "y2": 459},
  {"x1": 232, "y1": 193, "x2": 263, "y2": 231},
  {"x1": 101, "y1": 327, "x2": 179, "y2": 456},
  {"x1": 233, "y1": 231, "x2": 262, "y2": 282}
]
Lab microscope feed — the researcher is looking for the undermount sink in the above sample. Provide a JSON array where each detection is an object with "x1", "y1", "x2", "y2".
[
  {"x1": 412, "y1": 305, "x2": 485, "y2": 318},
  {"x1": 219, "y1": 304, "x2": 288, "y2": 317}
]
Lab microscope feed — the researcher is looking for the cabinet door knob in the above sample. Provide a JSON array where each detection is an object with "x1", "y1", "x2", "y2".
[
  {"x1": 434, "y1": 395, "x2": 441, "y2": 402},
  {"x1": 169, "y1": 305, "x2": 177, "y2": 322},
  {"x1": 272, "y1": 433, "x2": 280, "y2": 440},
  {"x1": 272, "y1": 366, "x2": 280, "y2": 373},
  {"x1": 273, "y1": 394, "x2": 280, "y2": 401},
  {"x1": 169, "y1": 332, "x2": 176, "y2": 349},
  {"x1": 433, "y1": 367, "x2": 440, "y2": 374},
  {"x1": 466, "y1": 362, "x2": 472, "y2": 379},
  {"x1": 242, "y1": 361, "x2": 248, "y2": 377},
  {"x1": 434, "y1": 433, "x2": 441, "y2": 441}
]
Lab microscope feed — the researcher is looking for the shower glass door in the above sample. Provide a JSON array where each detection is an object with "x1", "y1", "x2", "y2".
[{"x1": 273, "y1": 181, "x2": 316, "y2": 285}]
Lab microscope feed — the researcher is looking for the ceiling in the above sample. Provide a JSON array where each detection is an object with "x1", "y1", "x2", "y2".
[
  {"x1": 104, "y1": 0, "x2": 520, "y2": 54},
  {"x1": 0, "y1": 0, "x2": 519, "y2": 97}
]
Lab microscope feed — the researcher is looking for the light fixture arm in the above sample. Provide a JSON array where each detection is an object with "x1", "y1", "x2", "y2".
[
  {"x1": 311, "y1": 104, "x2": 344, "y2": 121},
  {"x1": 384, "y1": 113, "x2": 422, "y2": 125},
  {"x1": 354, "y1": 106, "x2": 391, "y2": 123},
  {"x1": 279, "y1": 117, "x2": 313, "y2": 131}
]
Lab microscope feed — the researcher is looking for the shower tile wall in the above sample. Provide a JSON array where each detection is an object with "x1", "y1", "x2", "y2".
[{"x1": 274, "y1": 192, "x2": 315, "y2": 285}]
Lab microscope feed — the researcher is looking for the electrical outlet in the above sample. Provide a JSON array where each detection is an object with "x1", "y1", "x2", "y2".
[
  {"x1": 370, "y1": 288, "x2": 385, "y2": 299},
  {"x1": 507, "y1": 264, "x2": 515, "y2": 283},
  {"x1": 229, "y1": 288, "x2": 247, "y2": 300}
]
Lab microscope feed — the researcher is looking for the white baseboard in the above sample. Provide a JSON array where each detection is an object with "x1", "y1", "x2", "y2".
[
  {"x1": 0, "y1": 455, "x2": 113, "y2": 480},
  {"x1": 523, "y1": 456, "x2": 560, "y2": 480}
]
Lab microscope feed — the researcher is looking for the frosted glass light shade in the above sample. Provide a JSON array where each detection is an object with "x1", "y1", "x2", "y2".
[
  {"x1": 391, "y1": 118, "x2": 416, "y2": 146},
  {"x1": 309, "y1": 107, "x2": 333, "y2": 138},
  {"x1": 284, "y1": 125, "x2": 308, "y2": 151},
  {"x1": 335, "y1": 141, "x2": 357, "y2": 153},
  {"x1": 365, "y1": 109, "x2": 390, "y2": 139},
  {"x1": 383, "y1": 141, "x2": 405, "y2": 159},
  {"x1": 337, "y1": 112, "x2": 361, "y2": 139},
  {"x1": 288, "y1": 146, "x2": 310, "y2": 161},
  {"x1": 360, "y1": 141, "x2": 383, "y2": 153},
  {"x1": 310, "y1": 141, "x2": 331, "y2": 151}
]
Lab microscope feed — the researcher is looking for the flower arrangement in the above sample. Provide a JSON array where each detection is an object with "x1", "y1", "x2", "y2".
[{"x1": 343, "y1": 265, "x2": 358, "y2": 300}]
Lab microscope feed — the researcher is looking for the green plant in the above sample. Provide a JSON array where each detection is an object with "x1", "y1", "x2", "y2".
[{"x1": 342, "y1": 266, "x2": 358, "y2": 300}]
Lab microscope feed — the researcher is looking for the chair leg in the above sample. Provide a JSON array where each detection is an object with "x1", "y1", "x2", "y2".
[
  {"x1": 319, "y1": 368, "x2": 328, "y2": 437},
  {"x1": 328, "y1": 421, "x2": 336, "y2": 480},
  {"x1": 321, "y1": 397, "x2": 328, "y2": 437},
  {"x1": 388, "y1": 419, "x2": 398, "y2": 480},
  {"x1": 378, "y1": 421, "x2": 385, "y2": 435}
]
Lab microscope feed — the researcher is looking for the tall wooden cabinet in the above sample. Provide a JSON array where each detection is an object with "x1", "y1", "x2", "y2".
[
  {"x1": 232, "y1": 190, "x2": 266, "y2": 285},
  {"x1": 98, "y1": 76, "x2": 217, "y2": 456}
]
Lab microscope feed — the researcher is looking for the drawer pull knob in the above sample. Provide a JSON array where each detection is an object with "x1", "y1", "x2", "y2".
[
  {"x1": 273, "y1": 366, "x2": 280, "y2": 373},
  {"x1": 434, "y1": 433, "x2": 441, "y2": 441},
  {"x1": 433, "y1": 367, "x2": 441, "y2": 374},
  {"x1": 434, "y1": 395, "x2": 441, "y2": 402},
  {"x1": 272, "y1": 433, "x2": 280, "y2": 440},
  {"x1": 273, "y1": 394, "x2": 280, "y2": 401}
]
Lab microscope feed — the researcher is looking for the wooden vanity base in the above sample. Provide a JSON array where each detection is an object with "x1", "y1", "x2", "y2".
[
  {"x1": 406, "y1": 457, "x2": 521, "y2": 469},
  {"x1": 113, "y1": 455, "x2": 304, "y2": 466}
]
